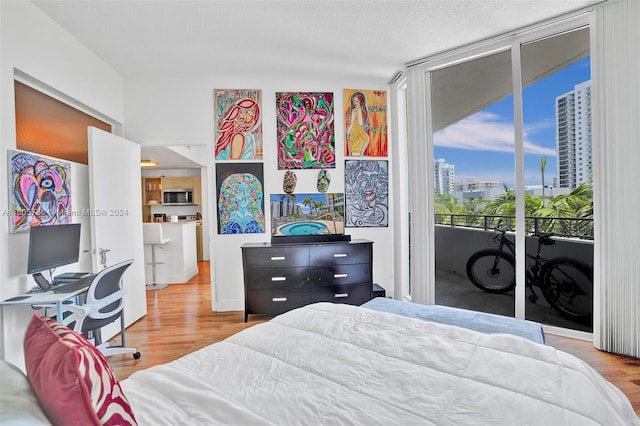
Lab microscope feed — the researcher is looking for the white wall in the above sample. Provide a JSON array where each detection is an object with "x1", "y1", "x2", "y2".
[
  {"x1": 124, "y1": 75, "x2": 396, "y2": 311},
  {"x1": 0, "y1": 1, "x2": 126, "y2": 368}
]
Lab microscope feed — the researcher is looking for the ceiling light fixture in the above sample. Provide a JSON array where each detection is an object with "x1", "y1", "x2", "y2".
[{"x1": 140, "y1": 160, "x2": 158, "y2": 167}]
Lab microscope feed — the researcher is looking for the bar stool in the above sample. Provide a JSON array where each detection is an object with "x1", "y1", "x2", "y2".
[{"x1": 142, "y1": 223, "x2": 171, "y2": 291}]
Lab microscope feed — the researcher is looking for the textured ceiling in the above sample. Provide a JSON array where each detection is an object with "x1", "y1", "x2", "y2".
[
  {"x1": 33, "y1": 0, "x2": 602, "y2": 82},
  {"x1": 29, "y1": 0, "x2": 602, "y2": 169}
]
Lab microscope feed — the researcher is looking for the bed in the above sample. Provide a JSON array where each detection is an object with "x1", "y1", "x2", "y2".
[
  {"x1": 4, "y1": 302, "x2": 639, "y2": 425},
  {"x1": 361, "y1": 297, "x2": 546, "y2": 343}
]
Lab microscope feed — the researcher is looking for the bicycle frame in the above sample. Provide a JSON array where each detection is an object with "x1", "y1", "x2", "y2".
[
  {"x1": 469, "y1": 224, "x2": 593, "y2": 322},
  {"x1": 489, "y1": 227, "x2": 550, "y2": 302}
]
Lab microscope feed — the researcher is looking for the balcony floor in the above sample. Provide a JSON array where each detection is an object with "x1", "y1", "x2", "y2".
[{"x1": 435, "y1": 268, "x2": 592, "y2": 333}]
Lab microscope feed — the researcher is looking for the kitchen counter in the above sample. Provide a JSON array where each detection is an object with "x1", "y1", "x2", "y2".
[{"x1": 143, "y1": 221, "x2": 198, "y2": 285}]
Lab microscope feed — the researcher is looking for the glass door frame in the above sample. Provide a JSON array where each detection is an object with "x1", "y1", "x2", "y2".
[{"x1": 402, "y1": 13, "x2": 591, "y2": 332}]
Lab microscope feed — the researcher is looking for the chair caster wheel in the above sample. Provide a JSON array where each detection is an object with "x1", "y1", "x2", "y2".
[{"x1": 133, "y1": 352, "x2": 141, "y2": 359}]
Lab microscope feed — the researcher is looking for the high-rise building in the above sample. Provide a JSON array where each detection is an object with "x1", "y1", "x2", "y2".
[
  {"x1": 556, "y1": 81, "x2": 592, "y2": 189},
  {"x1": 434, "y1": 158, "x2": 455, "y2": 195}
]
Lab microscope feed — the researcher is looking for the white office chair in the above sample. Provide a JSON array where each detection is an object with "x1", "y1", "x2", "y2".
[
  {"x1": 61, "y1": 259, "x2": 140, "y2": 359},
  {"x1": 143, "y1": 223, "x2": 171, "y2": 291}
]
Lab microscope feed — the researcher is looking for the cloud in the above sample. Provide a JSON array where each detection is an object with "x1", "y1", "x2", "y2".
[{"x1": 434, "y1": 111, "x2": 556, "y2": 156}]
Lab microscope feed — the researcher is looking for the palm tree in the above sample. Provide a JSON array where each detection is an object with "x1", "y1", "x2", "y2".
[
  {"x1": 302, "y1": 196, "x2": 314, "y2": 210},
  {"x1": 531, "y1": 182, "x2": 593, "y2": 237},
  {"x1": 286, "y1": 193, "x2": 297, "y2": 215},
  {"x1": 437, "y1": 182, "x2": 593, "y2": 238},
  {"x1": 312, "y1": 201, "x2": 324, "y2": 215},
  {"x1": 434, "y1": 192, "x2": 480, "y2": 227},
  {"x1": 539, "y1": 156, "x2": 547, "y2": 203},
  {"x1": 483, "y1": 184, "x2": 544, "y2": 231}
]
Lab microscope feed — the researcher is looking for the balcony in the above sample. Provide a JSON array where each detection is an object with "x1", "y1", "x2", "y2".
[{"x1": 434, "y1": 215, "x2": 593, "y2": 333}]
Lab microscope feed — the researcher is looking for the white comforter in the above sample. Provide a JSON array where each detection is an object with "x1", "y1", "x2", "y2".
[{"x1": 121, "y1": 303, "x2": 639, "y2": 425}]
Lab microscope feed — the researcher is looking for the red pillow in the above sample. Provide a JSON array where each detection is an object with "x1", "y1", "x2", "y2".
[{"x1": 24, "y1": 313, "x2": 137, "y2": 426}]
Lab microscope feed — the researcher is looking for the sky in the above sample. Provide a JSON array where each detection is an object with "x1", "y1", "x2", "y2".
[{"x1": 434, "y1": 57, "x2": 591, "y2": 187}]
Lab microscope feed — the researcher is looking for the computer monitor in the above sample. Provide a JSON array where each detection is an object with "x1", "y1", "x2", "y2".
[{"x1": 27, "y1": 223, "x2": 81, "y2": 274}]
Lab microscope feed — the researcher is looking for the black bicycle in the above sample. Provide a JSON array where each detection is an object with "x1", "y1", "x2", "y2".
[{"x1": 465, "y1": 224, "x2": 593, "y2": 322}]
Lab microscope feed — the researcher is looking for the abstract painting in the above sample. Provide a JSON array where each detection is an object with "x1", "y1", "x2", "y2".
[
  {"x1": 216, "y1": 162, "x2": 265, "y2": 234},
  {"x1": 276, "y1": 92, "x2": 335, "y2": 169},
  {"x1": 214, "y1": 89, "x2": 263, "y2": 160},
  {"x1": 345, "y1": 159, "x2": 388, "y2": 227},
  {"x1": 344, "y1": 89, "x2": 388, "y2": 157},
  {"x1": 9, "y1": 150, "x2": 71, "y2": 233}
]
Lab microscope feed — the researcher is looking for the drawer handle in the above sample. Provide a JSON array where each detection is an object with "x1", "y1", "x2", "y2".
[
  {"x1": 272, "y1": 297, "x2": 287, "y2": 302},
  {"x1": 270, "y1": 256, "x2": 286, "y2": 261},
  {"x1": 334, "y1": 273, "x2": 348, "y2": 278},
  {"x1": 271, "y1": 277, "x2": 287, "y2": 281},
  {"x1": 333, "y1": 253, "x2": 348, "y2": 258},
  {"x1": 334, "y1": 293, "x2": 349, "y2": 298}
]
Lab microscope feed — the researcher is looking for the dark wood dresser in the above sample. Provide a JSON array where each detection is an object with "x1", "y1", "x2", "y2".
[{"x1": 241, "y1": 239, "x2": 373, "y2": 321}]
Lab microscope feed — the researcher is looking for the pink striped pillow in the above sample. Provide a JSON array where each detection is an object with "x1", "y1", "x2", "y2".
[{"x1": 24, "y1": 313, "x2": 137, "y2": 426}]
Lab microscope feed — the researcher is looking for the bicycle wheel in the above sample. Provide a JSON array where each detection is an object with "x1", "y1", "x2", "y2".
[
  {"x1": 540, "y1": 257, "x2": 593, "y2": 321},
  {"x1": 465, "y1": 249, "x2": 515, "y2": 293}
]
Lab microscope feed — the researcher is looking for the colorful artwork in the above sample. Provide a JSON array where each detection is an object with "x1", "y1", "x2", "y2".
[
  {"x1": 276, "y1": 92, "x2": 335, "y2": 169},
  {"x1": 216, "y1": 163, "x2": 265, "y2": 234},
  {"x1": 344, "y1": 89, "x2": 388, "y2": 157},
  {"x1": 316, "y1": 170, "x2": 331, "y2": 193},
  {"x1": 345, "y1": 159, "x2": 388, "y2": 227},
  {"x1": 9, "y1": 150, "x2": 71, "y2": 233},
  {"x1": 214, "y1": 89, "x2": 262, "y2": 160},
  {"x1": 282, "y1": 170, "x2": 297, "y2": 194},
  {"x1": 270, "y1": 193, "x2": 344, "y2": 237}
]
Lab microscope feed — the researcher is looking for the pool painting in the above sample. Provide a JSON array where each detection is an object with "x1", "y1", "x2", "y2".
[{"x1": 270, "y1": 193, "x2": 345, "y2": 237}]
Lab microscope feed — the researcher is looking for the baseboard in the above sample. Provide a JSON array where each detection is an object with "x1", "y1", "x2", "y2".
[
  {"x1": 213, "y1": 299, "x2": 244, "y2": 312},
  {"x1": 145, "y1": 267, "x2": 197, "y2": 285}
]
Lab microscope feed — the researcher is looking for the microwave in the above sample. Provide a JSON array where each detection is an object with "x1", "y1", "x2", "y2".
[{"x1": 163, "y1": 189, "x2": 193, "y2": 205}]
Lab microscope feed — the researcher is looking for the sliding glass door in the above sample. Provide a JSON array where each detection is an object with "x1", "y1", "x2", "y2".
[
  {"x1": 431, "y1": 49, "x2": 516, "y2": 317},
  {"x1": 521, "y1": 27, "x2": 593, "y2": 332},
  {"x1": 417, "y1": 17, "x2": 593, "y2": 333}
]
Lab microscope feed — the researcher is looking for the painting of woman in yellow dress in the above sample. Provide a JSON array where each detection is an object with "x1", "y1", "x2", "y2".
[
  {"x1": 344, "y1": 89, "x2": 388, "y2": 157},
  {"x1": 346, "y1": 91, "x2": 369, "y2": 156}
]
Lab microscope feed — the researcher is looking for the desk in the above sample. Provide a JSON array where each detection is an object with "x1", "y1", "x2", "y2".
[{"x1": 0, "y1": 286, "x2": 90, "y2": 322}]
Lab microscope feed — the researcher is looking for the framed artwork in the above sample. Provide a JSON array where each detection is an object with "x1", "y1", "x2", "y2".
[
  {"x1": 216, "y1": 162, "x2": 265, "y2": 234},
  {"x1": 344, "y1": 89, "x2": 388, "y2": 157},
  {"x1": 214, "y1": 89, "x2": 263, "y2": 160},
  {"x1": 8, "y1": 150, "x2": 72, "y2": 233},
  {"x1": 345, "y1": 159, "x2": 388, "y2": 227},
  {"x1": 276, "y1": 92, "x2": 335, "y2": 170},
  {"x1": 270, "y1": 192, "x2": 344, "y2": 237}
]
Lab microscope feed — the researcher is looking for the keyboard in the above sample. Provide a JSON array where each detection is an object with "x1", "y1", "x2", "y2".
[{"x1": 52, "y1": 274, "x2": 95, "y2": 293}]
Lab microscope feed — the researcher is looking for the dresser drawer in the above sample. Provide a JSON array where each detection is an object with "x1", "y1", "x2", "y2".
[
  {"x1": 310, "y1": 263, "x2": 371, "y2": 285},
  {"x1": 310, "y1": 283, "x2": 372, "y2": 305},
  {"x1": 246, "y1": 289, "x2": 310, "y2": 317},
  {"x1": 242, "y1": 240, "x2": 373, "y2": 322},
  {"x1": 245, "y1": 267, "x2": 308, "y2": 290},
  {"x1": 309, "y1": 243, "x2": 371, "y2": 266},
  {"x1": 243, "y1": 246, "x2": 309, "y2": 268}
]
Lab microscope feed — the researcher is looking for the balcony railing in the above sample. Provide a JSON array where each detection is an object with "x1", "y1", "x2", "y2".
[{"x1": 434, "y1": 214, "x2": 593, "y2": 240}]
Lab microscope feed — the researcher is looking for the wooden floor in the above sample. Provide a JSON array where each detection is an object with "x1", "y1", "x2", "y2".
[{"x1": 109, "y1": 261, "x2": 640, "y2": 416}]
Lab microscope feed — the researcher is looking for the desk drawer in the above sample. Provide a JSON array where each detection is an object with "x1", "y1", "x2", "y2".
[
  {"x1": 245, "y1": 267, "x2": 308, "y2": 290},
  {"x1": 246, "y1": 289, "x2": 309, "y2": 317},
  {"x1": 243, "y1": 246, "x2": 309, "y2": 268},
  {"x1": 310, "y1": 264, "x2": 371, "y2": 285},
  {"x1": 309, "y1": 243, "x2": 371, "y2": 266},
  {"x1": 310, "y1": 283, "x2": 371, "y2": 305}
]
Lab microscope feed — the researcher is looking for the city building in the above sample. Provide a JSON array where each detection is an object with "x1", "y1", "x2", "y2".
[
  {"x1": 434, "y1": 158, "x2": 455, "y2": 195},
  {"x1": 556, "y1": 81, "x2": 592, "y2": 189}
]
